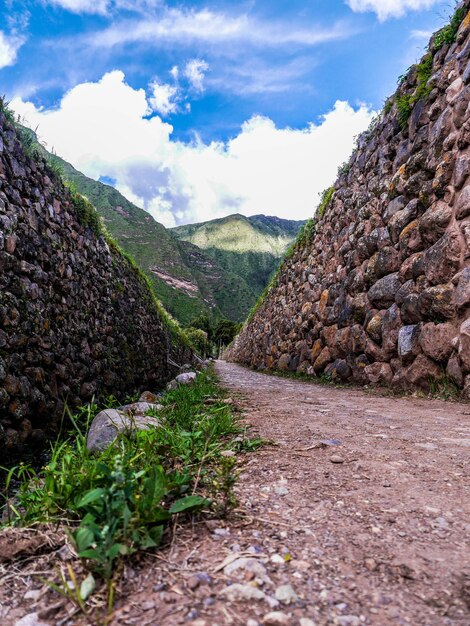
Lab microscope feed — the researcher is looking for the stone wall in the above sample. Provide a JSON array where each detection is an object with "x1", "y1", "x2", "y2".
[
  {"x1": 227, "y1": 4, "x2": 470, "y2": 398},
  {"x1": 0, "y1": 113, "x2": 193, "y2": 457}
]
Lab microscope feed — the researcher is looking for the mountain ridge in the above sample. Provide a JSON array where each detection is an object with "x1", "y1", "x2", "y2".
[
  {"x1": 172, "y1": 213, "x2": 306, "y2": 295},
  {"x1": 22, "y1": 132, "x2": 304, "y2": 323}
]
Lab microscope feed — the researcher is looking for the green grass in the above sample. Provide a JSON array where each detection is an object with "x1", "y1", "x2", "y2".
[
  {"x1": 0, "y1": 369, "x2": 260, "y2": 619},
  {"x1": 317, "y1": 187, "x2": 335, "y2": 219},
  {"x1": 396, "y1": 53, "x2": 434, "y2": 129},
  {"x1": 389, "y1": 3, "x2": 467, "y2": 130},
  {"x1": 432, "y1": 6, "x2": 466, "y2": 51}
]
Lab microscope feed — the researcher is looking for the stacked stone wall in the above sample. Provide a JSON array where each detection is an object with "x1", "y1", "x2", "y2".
[
  {"x1": 227, "y1": 4, "x2": 470, "y2": 398},
  {"x1": 0, "y1": 114, "x2": 192, "y2": 456}
]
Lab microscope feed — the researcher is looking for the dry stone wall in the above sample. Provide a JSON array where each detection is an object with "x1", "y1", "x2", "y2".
[
  {"x1": 0, "y1": 113, "x2": 192, "y2": 457},
  {"x1": 227, "y1": 4, "x2": 470, "y2": 398}
]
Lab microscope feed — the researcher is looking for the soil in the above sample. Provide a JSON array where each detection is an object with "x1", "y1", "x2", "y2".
[{"x1": 1, "y1": 361, "x2": 469, "y2": 626}]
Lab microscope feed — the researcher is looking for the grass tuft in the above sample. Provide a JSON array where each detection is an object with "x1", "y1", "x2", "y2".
[{"x1": 0, "y1": 369, "x2": 257, "y2": 617}]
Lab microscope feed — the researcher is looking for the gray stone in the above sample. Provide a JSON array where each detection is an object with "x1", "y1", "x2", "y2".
[
  {"x1": 368, "y1": 273, "x2": 401, "y2": 309},
  {"x1": 176, "y1": 372, "x2": 197, "y2": 385},
  {"x1": 383, "y1": 196, "x2": 406, "y2": 222},
  {"x1": 274, "y1": 584, "x2": 298, "y2": 605},
  {"x1": 447, "y1": 353, "x2": 464, "y2": 386},
  {"x1": 87, "y1": 409, "x2": 161, "y2": 452},
  {"x1": 220, "y1": 583, "x2": 266, "y2": 602},
  {"x1": 456, "y1": 185, "x2": 470, "y2": 219},
  {"x1": 262, "y1": 613, "x2": 290, "y2": 626},
  {"x1": 14, "y1": 615, "x2": 49, "y2": 626},
  {"x1": 224, "y1": 557, "x2": 268, "y2": 579},
  {"x1": 398, "y1": 325, "x2": 420, "y2": 365},
  {"x1": 455, "y1": 268, "x2": 470, "y2": 309},
  {"x1": 119, "y1": 401, "x2": 162, "y2": 415}
]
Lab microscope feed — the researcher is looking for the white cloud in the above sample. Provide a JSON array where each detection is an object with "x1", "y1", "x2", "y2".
[
  {"x1": 70, "y1": 7, "x2": 355, "y2": 50},
  {"x1": 11, "y1": 71, "x2": 373, "y2": 227},
  {"x1": 346, "y1": 0, "x2": 441, "y2": 20},
  {"x1": 46, "y1": 0, "x2": 161, "y2": 14},
  {"x1": 48, "y1": 0, "x2": 110, "y2": 14},
  {"x1": 410, "y1": 29, "x2": 434, "y2": 39},
  {"x1": 184, "y1": 59, "x2": 209, "y2": 92},
  {"x1": 0, "y1": 31, "x2": 25, "y2": 69},
  {"x1": 149, "y1": 80, "x2": 178, "y2": 116}
]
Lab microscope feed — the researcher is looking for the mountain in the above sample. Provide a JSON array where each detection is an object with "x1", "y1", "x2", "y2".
[
  {"x1": 172, "y1": 214, "x2": 306, "y2": 295},
  {"x1": 44, "y1": 152, "x2": 261, "y2": 323},
  {"x1": 20, "y1": 128, "x2": 304, "y2": 324}
]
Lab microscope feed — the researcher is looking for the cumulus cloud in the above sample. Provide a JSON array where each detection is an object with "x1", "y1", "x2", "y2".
[
  {"x1": 346, "y1": 0, "x2": 441, "y2": 21},
  {"x1": 0, "y1": 30, "x2": 25, "y2": 69},
  {"x1": 184, "y1": 59, "x2": 209, "y2": 92},
  {"x1": 149, "y1": 80, "x2": 179, "y2": 116},
  {"x1": 11, "y1": 71, "x2": 373, "y2": 227}
]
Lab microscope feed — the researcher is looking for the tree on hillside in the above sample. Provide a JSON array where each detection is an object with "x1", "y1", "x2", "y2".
[{"x1": 213, "y1": 319, "x2": 240, "y2": 348}]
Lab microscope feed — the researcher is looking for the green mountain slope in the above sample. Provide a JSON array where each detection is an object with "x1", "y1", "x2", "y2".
[
  {"x1": 21, "y1": 126, "x2": 303, "y2": 324},
  {"x1": 172, "y1": 214, "x2": 305, "y2": 294},
  {"x1": 46, "y1": 154, "x2": 260, "y2": 323}
]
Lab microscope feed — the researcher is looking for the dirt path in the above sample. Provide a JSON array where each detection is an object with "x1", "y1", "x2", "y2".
[{"x1": 3, "y1": 362, "x2": 470, "y2": 626}]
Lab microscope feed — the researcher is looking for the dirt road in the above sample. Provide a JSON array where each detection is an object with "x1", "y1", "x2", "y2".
[{"x1": 3, "y1": 362, "x2": 470, "y2": 626}]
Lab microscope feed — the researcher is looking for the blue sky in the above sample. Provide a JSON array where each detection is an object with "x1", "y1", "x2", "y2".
[{"x1": 0, "y1": 0, "x2": 459, "y2": 225}]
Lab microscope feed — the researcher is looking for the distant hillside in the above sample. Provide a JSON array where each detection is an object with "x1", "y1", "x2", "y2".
[
  {"x1": 19, "y1": 127, "x2": 304, "y2": 324},
  {"x1": 172, "y1": 214, "x2": 305, "y2": 294},
  {"x1": 44, "y1": 153, "x2": 259, "y2": 323}
]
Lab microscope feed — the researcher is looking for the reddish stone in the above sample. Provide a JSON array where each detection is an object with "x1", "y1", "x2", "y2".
[
  {"x1": 366, "y1": 314, "x2": 383, "y2": 343},
  {"x1": 423, "y1": 230, "x2": 462, "y2": 285},
  {"x1": 458, "y1": 319, "x2": 470, "y2": 373},
  {"x1": 403, "y1": 354, "x2": 443, "y2": 390},
  {"x1": 418, "y1": 284, "x2": 456, "y2": 320},
  {"x1": 364, "y1": 362, "x2": 393, "y2": 386},
  {"x1": 419, "y1": 200, "x2": 452, "y2": 244},
  {"x1": 310, "y1": 339, "x2": 323, "y2": 363},
  {"x1": 447, "y1": 354, "x2": 464, "y2": 386},
  {"x1": 419, "y1": 322, "x2": 456, "y2": 362},
  {"x1": 322, "y1": 325, "x2": 338, "y2": 350},
  {"x1": 399, "y1": 219, "x2": 423, "y2": 256},
  {"x1": 463, "y1": 375, "x2": 470, "y2": 400},
  {"x1": 399, "y1": 252, "x2": 425, "y2": 281},
  {"x1": 313, "y1": 347, "x2": 332, "y2": 373},
  {"x1": 336, "y1": 327, "x2": 352, "y2": 356},
  {"x1": 351, "y1": 324, "x2": 367, "y2": 353},
  {"x1": 382, "y1": 304, "x2": 402, "y2": 357},
  {"x1": 5, "y1": 235, "x2": 17, "y2": 254},
  {"x1": 277, "y1": 354, "x2": 291, "y2": 371},
  {"x1": 365, "y1": 338, "x2": 384, "y2": 361}
]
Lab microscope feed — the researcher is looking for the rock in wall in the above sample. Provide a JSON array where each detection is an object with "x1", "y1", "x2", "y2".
[
  {"x1": 0, "y1": 112, "x2": 193, "y2": 457},
  {"x1": 227, "y1": 3, "x2": 470, "y2": 398}
]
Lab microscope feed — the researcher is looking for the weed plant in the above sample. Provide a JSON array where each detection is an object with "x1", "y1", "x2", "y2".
[{"x1": 0, "y1": 369, "x2": 258, "y2": 617}]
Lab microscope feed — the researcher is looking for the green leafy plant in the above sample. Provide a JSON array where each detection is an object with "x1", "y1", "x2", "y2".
[
  {"x1": 396, "y1": 53, "x2": 433, "y2": 129},
  {"x1": 337, "y1": 160, "x2": 351, "y2": 177},
  {"x1": 0, "y1": 95, "x2": 15, "y2": 126},
  {"x1": 1, "y1": 369, "x2": 244, "y2": 619},
  {"x1": 432, "y1": 6, "x2": 466, "y2": 50},
  {"x1": 317, "y1": 187, "x2": 335, "y2": 218},
  {"x1": 383, "y1": 98, "x2": 394, "y2": 115},
  {"x1": 209, "y1": 456, "x2": 239, "y2": 517}
]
